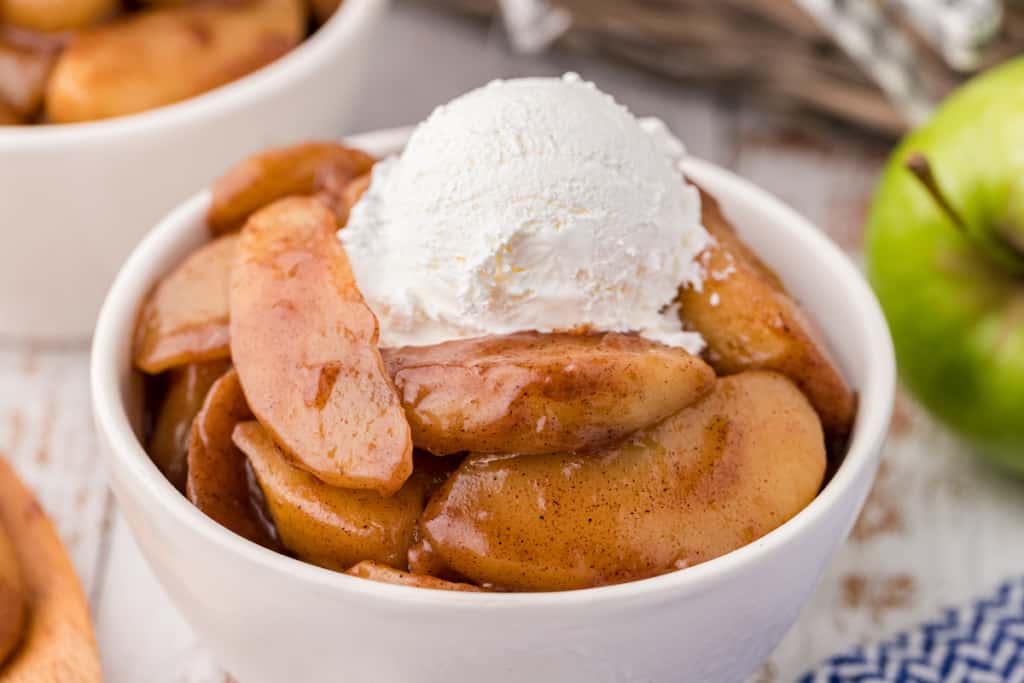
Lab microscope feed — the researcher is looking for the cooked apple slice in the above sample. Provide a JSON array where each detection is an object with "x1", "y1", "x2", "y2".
[
  {"x1": 207, "y1": 142, "x2": 376, "y2": 234},
  {"x1": 45, "y1": 0, "x2": 306, "y2": 124},
  {"x1": 233, "y1": 421, "x2": 434, "y2": 571},
  {"x1": 345, "y1": 561, "x2": 484, "y2": 592},
  {"x1": 0, "y1": 458, "x2": 101, "y2": 681},
  {"x1": 230, "y1": 197, "x2": 413, "y2": 495},
  {"x1": 186, "y1": 369, "x2": 279, "y2": 549},
  {"x1": 383, "y1": 332, "x2": 716, "y2": 456},
  {"x1": 677, "y1": 188, "x2": 856, "y2": 438},
  {"x1": 148, "y1": 359, "x2": 230, "y2": 492},
  {"x1": 1, "y1": 0, "x2": 116, "y2": 33},
  {"x1": 417, "y1": 371, "x2": 826, "y2": 592},
  {"x1": 0, "y1": 520, "x2": 26, "y2": 667},
  {"x1": 133, "y1": 234, "x2": 237, "y2": 374}
]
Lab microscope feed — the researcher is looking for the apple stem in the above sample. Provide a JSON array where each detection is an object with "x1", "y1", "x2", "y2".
[{"x1": 906, "y1": 152, "x2": 966, "y2": 233}]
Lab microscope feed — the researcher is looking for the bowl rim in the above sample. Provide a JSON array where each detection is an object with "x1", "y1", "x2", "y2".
[
  {"x1": 91, "y1": 126, "x2": 896, "y2": 609},
  {"x1": 0, "y1": 0, "x2": 385, "y2": 146}
]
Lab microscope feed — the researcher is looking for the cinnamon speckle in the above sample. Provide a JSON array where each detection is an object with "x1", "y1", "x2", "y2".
[
  {"x1": 185, "y1": 18, "x2": 213, "y2": 46},
  {"x1": 6, "y1": 411, "x2": 24, "y2": 452},
  {"x1": 841, "y1": 573, "x2": 916, "y2": 623},
  {"x1": 851, "y1": 460, "x2": 904, "y2": 542},
  {"x1": 888, "y1": 389, "x2": 915, "y2": 437},
  {"x1": 34, "y1": 395, "x2": 57, "y2": 465}
]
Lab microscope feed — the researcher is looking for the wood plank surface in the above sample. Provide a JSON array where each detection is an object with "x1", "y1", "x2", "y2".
[
  {"x1": 0, "y1": 347, "x2": 111, "y2": 604},
  {"x1": 2, "y1": 4, "x2": 1021, "y2": 683}
]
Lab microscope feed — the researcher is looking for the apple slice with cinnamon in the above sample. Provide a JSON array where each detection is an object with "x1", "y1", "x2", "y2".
[
  {"x1": 234, "y1": 421, "x2": 438, "y2": 571},
  {"x1": 384, "y1": 332, "x2": 716, "y2": 456},
  {"x1": 230, "y1": 197, "x2": 413, "y2": 496},
  {"x1": 416, "y1": 372, "x2": 825, "y2": 592},
  {"x1": 208, "y1": 142, "x2": 376, "y2": 234},
  {"x1": 186, "y1": 368, "x2": 279, "y2": 549},
  {"x1": 133, "y1": 233, "x2": 236, "y2": 374},
  {"x1": 677, "y1": 189, "x2": 856, "y2": 438},
  {"x1": 148, "y1": 359, "x2": 231, "y2": 492}
]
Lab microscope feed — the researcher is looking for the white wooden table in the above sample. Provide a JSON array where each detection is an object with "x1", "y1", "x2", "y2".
[{"x1": 4, "y1": 4, "x2": 1024, "y2": 681}]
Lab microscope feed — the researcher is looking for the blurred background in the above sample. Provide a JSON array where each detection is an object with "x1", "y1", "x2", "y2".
[{"x1": 365, "y1": 0, "x2": 1023, "y2": 135}]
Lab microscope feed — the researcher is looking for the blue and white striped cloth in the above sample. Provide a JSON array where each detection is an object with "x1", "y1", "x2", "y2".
[{"x1": 802, "y1": 578, "x2": 1024, "y2": 682}]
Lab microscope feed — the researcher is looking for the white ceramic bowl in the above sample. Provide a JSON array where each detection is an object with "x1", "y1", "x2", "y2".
[
  {"x1": 0, "y1": 0, "x2": 387, "y2": 342},
  {"x1": 91, "y1": 127, "x2": 895, "y2": 683}
]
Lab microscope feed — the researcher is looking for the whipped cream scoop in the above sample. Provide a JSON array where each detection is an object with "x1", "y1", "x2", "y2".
[{"x1": 342, "y1": 73, "x2": 709, "y2": 352}]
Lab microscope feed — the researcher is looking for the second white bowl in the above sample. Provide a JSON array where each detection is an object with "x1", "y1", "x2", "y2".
[
  {"x1": 0, "y1": 0, "x2": 387, "y2": 342},
  {"x1": 91, "y1": 127, "x2": 895, "y2": 683}
]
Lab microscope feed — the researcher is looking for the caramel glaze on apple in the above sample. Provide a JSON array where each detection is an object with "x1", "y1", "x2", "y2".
[
  {"x1": 229, "y1": 197, "x2": 413, "y2": 496},
  {"x1": 412, "y1": 372, "x2": 826, "y2": 592},
  {"x1": 233, "y1": 421, "x2": 452, "y2": 572},
  {"x1": 383, "y1": 331, "x2": 717, "y2": 457},
  {"x1": 43, "y1": 0, "x2": 307, "y2": 125},
  {"x1": 186, "y1": 368, "x2": 281, "y2": 551},
  {"x1": 677, "y1": 188, "x2": 856, "y2": 440},
  {"x1": 133, "y1": 234, "x2": 236, "y2": 374},
  {"x1": 133, "y1": 144, "x2": 376, "y2": 379},
  {"x1": 149, "y1": 359, "x2": 231, "y2": 493},
  {"x1": 207, "y1": 142, "x2": 376, "y2": 234}
]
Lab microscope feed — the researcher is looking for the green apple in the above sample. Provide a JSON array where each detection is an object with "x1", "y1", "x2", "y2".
[{"x1": 867, "y1": 57, "x2": 1024, "y2": 473}]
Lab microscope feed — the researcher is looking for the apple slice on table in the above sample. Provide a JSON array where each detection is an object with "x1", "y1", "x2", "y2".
[
  {"x1": 0, "y1": 458, "x2": 100, "y2": 682},
  {"x1": 230, "y1": 197, "x2": 413, "y2": 495},
  {"x1": 868, "y1": 57, "x2": 1024, "y2": 473},
  {"x1": 208, "y1": 142, "x2": 376, "y2": 234},
  {"x1": 677, "y1": 189, "x2": 856, "y2": 439},
  {"x1": 233, "y1": 422, "x2": 436, "y2": 571},
  {"x1": 383, "y1": 331, "x2": 716, "y2": 456},
  {"x1": 346, "y1": 561, "x2": 484, "y2": 592},
  {"x1": 186, "y1": 368, "x2": 279, "y2": 549},
  {"x1": 133, "y1": 233, "x2": 236, "y2": 374},
  {"x1": 415, "y1": 371, "x2": 825, "y2": 592},
  {"x1": 148, "y1": 359, "x2": 231, "y2": 492}
]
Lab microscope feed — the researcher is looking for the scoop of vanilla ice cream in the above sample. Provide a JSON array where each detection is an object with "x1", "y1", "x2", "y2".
[{"x1": 342, "y1": 73, "x2": 709, "y2": 352}]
